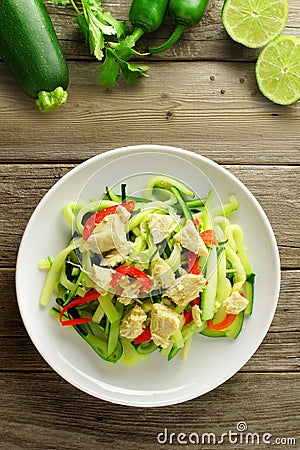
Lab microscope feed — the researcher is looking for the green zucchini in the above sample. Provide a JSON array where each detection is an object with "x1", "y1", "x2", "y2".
[
  {"x1": 242, "y1": 273, "x2": 256, "y2": 315},
  {"x1": 201, "y1": 327, "x2": 227, "y2": 338},
  {"x1": 200, "y1": 311, "x2": 244, "y2": 339},
  {"x1": 0, "y1": 0, "x2": 69, "y2": 112},
  {"x1": 201, "y1": 246, "x2": 218, "y2": 320},
  {"x1": 225, "y1": 311, "x2": 244, "y2": 339}
]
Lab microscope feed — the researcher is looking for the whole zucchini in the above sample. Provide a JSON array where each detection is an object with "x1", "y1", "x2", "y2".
[{"x1": 0, "y1": 0, "x2": 69, "y2": 112}]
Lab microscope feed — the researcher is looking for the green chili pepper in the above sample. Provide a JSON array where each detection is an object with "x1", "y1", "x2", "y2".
[
  {"x1": 149, "y1": 0, "x2": 209, "y2": 54},
  {"x1": 129, "y1": 0, "x2": 169, "y2": 42}
]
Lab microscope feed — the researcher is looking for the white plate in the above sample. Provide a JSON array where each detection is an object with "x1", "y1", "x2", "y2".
[{"x1": 16, "y1": 145, "x2": 280, "y2": 407}]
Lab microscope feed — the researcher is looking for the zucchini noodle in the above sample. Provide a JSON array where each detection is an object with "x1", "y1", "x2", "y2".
[{"x1": 39, "y1": 174, "x2": 255, "y2": 365}]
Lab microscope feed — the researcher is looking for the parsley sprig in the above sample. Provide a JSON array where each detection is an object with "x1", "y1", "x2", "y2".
[
  {"x1": 98, "y1": 31, "x2": 149, "y2": 87},
  {"x1": 51, "y1": 0, "x2": 149, "y2": 86}
]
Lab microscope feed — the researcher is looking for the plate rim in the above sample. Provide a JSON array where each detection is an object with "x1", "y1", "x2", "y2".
[{"x1": 15, "y1": 144, "x2": 281, "y2": 407}]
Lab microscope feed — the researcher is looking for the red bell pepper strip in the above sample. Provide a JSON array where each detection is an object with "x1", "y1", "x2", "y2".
[
  {"x1": 134, "y1": 326, "x2": 152, "y2": 344},
  {"x1": 60, "y1": 317, "x2": 93, "y2": 326},
  {"x1": 82, "y1": 200, "x2": 135, "y2": 241},
  {"x1": 184, "y1": 310, "x2": 193, "y2": 325},
  {"x1": 188, "y1": 251, "x2": 201, "y2": 275},
  {"x1": 206, "y1": 313, "x2": 237, "y2": 331},
  {"x1": 59, "y1": 289, "x2": 100, "y2": 326},
  {"x1": 114, "y1": 265, "x2": 153, "y2": 291},
  {"x1": 184, "y1": 297, "x2": 200, "y2": 325},
  {"x1": 200, "y1": 229, "x2": 218, "y2": 246},
  {"x1": 110, "y1": 271, "x2": 123, "y2": 288}
]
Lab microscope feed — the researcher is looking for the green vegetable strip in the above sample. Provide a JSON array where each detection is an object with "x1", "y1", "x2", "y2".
[
  {"x1": 164, "y1": 242, "x2": 181, "y2": 272},
  {"x1": 201, "y1": 246, "x2": 218, "y2": 320},
  {"x1": 39, "y1": 238, "x2": 82, "y2": 306},
  {"x1": 213, "y1": 195, "x2": 239, "y2": 217},
  {"x1": 168, "y1": 345, "x2": 181, "y2": 361},
  {"x1": 38, "y1": 259, "x2": 51, "y2": 270},
  {"x1": 172, "y1": 329, "x2": 185, "y2": 348},
  {"x1": 100, "y1": 295, "x2": 121, "y2": 323},
  {"x1": 181, "y1": 336, "x2": 193, "y2": 361},
  {"x1": 226, "y1": 224, "x2": 252, "y2": 275},
  {"x1": 133, "y1": 235, "x2": 147, "y2": 252},
  {"x1": 127, "y1": 208, "x2": 165, "y2": 231},
  {"x1": 50, "y1": 307, "x2": 61, "y2": 320},
  {"x1": 136, "y1": 341, "x2": 157, "y2": 355},
  {"x1": 106, "y1": 186, "x2": 121, "y2": 202},
  {"x1": 215, "y1": 248, "x2": 231, "y2": 303},
  {"x1": 92, "y1": 302, "x2": 105, "y2": 323},
  {"x1": 213, "y1": 216, "x2": 230, "y2": 237},
  {"x1": 63, "y1": 202, "x2": 82, "y2": 227},
  {"x1": 160, "y1": 341, "x2": 173, "y2": 357},
  {"x1": 144, "y1": 175, "x2": 195, "y2": 199},
  {"x1": 202, "y1": 190, "x2": 214, "y2": 231},
  {"x1": 120, "y1": 337, "x2": 141, "y2": 366},
  {"x1": 225, "y1": 245, "x2": 246, "y2": 292},
  {"x1": 87, "y1": 321, "x2": 107, "y2": 341},
  {"x1": 186, "y1": 198, "x2": 206, "y2": 209},
  {"x1": 107, "y1": 301, "x2": 124, "y2": 356},
  {"x1": 243, "y1": 274, "x2": 255, "y2": 316},
  {"x1": 182, "y1": 322, "x2": 204, "y2": 341},
  {"x1": 171, "y1": 186, "x2": 193, "y2": 220},
  {"x1": 65, "y1": 271, "x2": 86, "y2": 305},
  {"x1": 85, "y1": 333, "x2": 107, "y2": 355},
  {"x1": 59, "y1": 267, "x2": 84, "y2": 296}
]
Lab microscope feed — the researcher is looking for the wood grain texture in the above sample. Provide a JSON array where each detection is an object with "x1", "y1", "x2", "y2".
[
  {"x1": 1, "y1": 60, "x2": 299, "y2": 164},
  {"x1": 0, "y1": 372, "x2": 299, "y2": 450},
  {"x1": 0, "y1": 0, "x2": 299, "y2": 446},
  {"x1": 0, "y1": 164, "x2": 298, "y2": 268},
  {"x1": 43, "y1": 0, "x2": 300, "y2": 62},
  {"x1": 1, "y1": 268, "x2": 299, "y2": 372}
]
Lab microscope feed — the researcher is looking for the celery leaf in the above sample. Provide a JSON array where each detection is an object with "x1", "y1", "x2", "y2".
[{"x1": 97, "y1": 49, "x2": 120, "y2": 87}]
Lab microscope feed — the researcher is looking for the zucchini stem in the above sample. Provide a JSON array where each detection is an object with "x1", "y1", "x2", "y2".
[{"x1": 36, "y1": 86, "x2": 68, "y2": 112}]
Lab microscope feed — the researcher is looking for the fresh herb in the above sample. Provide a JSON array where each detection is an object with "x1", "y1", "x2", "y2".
[
  {"x1": 51, "y1": 0, "x2": 128, "y2": 61},
  {"x1": 51, "y1": 0, "x2": 167, "y2": 87},
  {"x1": 98, "y1": 45, "x2": 149, "y2": 88}
]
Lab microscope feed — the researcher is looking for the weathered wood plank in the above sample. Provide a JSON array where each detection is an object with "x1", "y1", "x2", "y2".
[
  {"x1": 1, "y1": 268, "x2": 299, "y2": 372},
  {"x1": 1, "y1": 61, "x2": 299, "y2": 164},
  {"x1": 0, "y1": 165, "x2": 298, "y2": 268},
  {"x1": 0, "y1": 331, "x2": 298, "y2": 373},
  {"x1": 43, "y1": 0, "x2": 300, "y2": 62},
  {"x1": 0, "y1": 372, "x2": 299, "y2": 449}
]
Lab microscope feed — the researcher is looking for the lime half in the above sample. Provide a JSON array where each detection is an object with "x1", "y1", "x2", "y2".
[
  {"x1": 255, "y1": 36, "x2": 300, "y2": 106},
  {"x1": 222, "y1": 0, "x2": 289, "y2": 49}
]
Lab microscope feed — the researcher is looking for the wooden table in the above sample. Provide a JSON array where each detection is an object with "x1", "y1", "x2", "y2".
[{"x1": 1, "y1": 1, "x2": 299, "y2": 448}]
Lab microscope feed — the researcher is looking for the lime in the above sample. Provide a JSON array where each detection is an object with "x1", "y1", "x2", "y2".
[
  {"x1": 222, "y1": 0, "x2": 289, "y2": 49},
  {"x1": 255, "y1": 36, "x2": 300, "y2": 105}
]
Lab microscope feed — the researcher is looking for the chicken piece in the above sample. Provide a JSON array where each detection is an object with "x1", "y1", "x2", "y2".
[
  {"x1": 100, "y1": 249, "x2": 126, "y2": 267},
  {"x1": 224, "y1": 291, "x2": 249, "y2": 315},
  {"x1": 173, "y1": 220, "x2": 208, "y2": 256},
  {"x1": 150, "y1": 303, "x2": 180, "y2": 348},
  {"x1": 148, "y1": 213, "x2": 175, "y2": 244},
  {"x1": 92, "y1": 265, "x2": 114, "y2": 295},
  {"x1": 163, "y1": 273, "x2": 206, "y2": 306},
  {"x1": 118, "y1": 276, "x2": 143, "y2": 298},
  {"x1": 119, "y1": 305, "x2": 147, "y2": 340},
  {"x1": 151, "y1": 257, "x2": 175, "y2": 290},
  {"x1": 83, "y1": 205, "x2": 133, "y2": 257},
  {"x1": 117, "y1": 296, "x2": 134, "y2": 306},
  {"x1": 192, "y1": 304, "x2": 203, "y2": 327}
]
